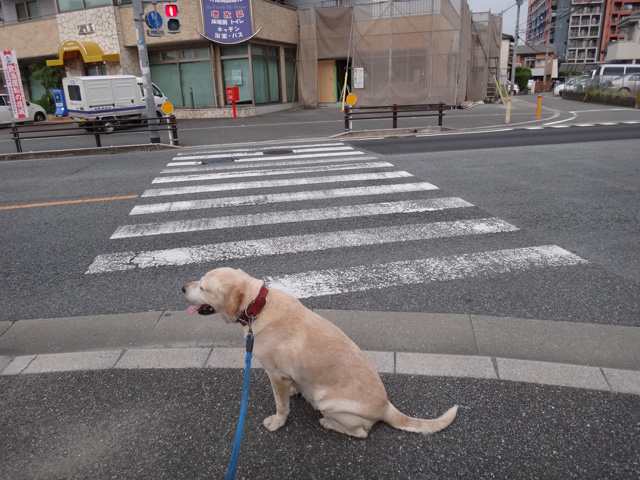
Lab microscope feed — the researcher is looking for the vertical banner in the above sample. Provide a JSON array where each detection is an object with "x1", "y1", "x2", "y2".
[
  {"x1": 203, "y1": 0, "x2": 252, "y2": 43},
  {"x1": 1, "y1": 50, "x2": 28, "y2": 119}
]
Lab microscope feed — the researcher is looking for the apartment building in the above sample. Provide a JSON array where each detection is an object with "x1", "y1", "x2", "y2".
[
  {"x1": 566, "y1": 0, "x2": 605, "y2": 64},
  {"x1": 601, "y1": 0, "x2": 640, "y2": 59}
]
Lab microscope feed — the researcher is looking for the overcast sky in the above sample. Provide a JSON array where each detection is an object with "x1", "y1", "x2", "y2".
[{"x1": 466, "y1": 0, "x2": 529, "y2": 41}]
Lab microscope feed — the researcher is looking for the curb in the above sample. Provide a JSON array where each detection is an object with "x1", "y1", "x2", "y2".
[{"x1": 1, "y1": 310, "x2": 639, "y2": 395}]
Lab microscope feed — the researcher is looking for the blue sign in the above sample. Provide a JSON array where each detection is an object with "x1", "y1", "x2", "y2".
[
  {"x1": 145, "y1": 10, "x2": 163, "y2": 30},
  {"x1": 203, "y1": 0, "x2": 252, "y2": 44}
]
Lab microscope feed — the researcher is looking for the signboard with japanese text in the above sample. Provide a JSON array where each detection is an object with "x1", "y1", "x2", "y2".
[
  {"x1": 1, "y1": 50, "x2": 28, "y2": 119},
  {"x1": 203, "y1": 0, "x2": 252, "y2": 44}
]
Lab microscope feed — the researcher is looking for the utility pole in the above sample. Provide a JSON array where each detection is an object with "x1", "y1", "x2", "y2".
[
  {"x1": 132, "y1": 0, "x2": 160, "y2": 144},
  {"x1": 510, "y1": 0, "x2": 523, "y2": 95}
]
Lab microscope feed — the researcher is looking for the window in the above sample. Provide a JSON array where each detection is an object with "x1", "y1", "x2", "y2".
[
  {"x1": 16, "y1": 1, "x2": 39, "y2": 21},
  {"x1": 251, "y1": 45, "x2": 280, "y2": 104},
  {"x1": 67, "y1": 85, "x2": 82, "y2": 101},
  {"x1": 57, "y1": 0, "x2": 110, "y2": 13},
  {"x1": 524, "y1": 58, "x2": 536, "y2": 68},
  {"x1": 150, "y1": 48, "x2": 215, "y2": 108}
]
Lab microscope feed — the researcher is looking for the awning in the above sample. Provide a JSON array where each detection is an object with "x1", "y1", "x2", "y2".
[{"x1": 46, "y1": 40, "x2": 120, "y2": 66}]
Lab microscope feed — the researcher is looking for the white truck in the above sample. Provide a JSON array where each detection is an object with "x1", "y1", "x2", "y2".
[{"x1": 62, "y1": 75, "x2": 169, "y2": 133}]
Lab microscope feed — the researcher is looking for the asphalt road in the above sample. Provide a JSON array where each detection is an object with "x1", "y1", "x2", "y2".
[{"x1": 1, "y1": 125, "x2": 638, "y2": 327}]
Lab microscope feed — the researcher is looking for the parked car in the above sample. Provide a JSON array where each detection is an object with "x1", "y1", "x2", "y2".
[
  {"x1": 506, "y1": 81, "x2": 520, "y2": 95},
  {"x1": 0, "y1": 94, "x2": 47, "y2": 125},
  {"x1": 561, "y1": 75, "x2": 592, "y2": 95},
  {"x1": 553, "y1": 82, "x2": 565, "y2": 96},
  {"x1": 609, "y1": 73, "x2": 640, "y2": 95}
]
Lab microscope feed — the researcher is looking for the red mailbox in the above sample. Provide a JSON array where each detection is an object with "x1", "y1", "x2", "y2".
[{"x1": 226, "y1": 86, "x2": 239, "y2": 102}]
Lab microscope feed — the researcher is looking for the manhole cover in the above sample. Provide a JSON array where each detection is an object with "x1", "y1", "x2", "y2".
[{"x1": 263, "y1": 148, "x2": 294, "y2": 155}]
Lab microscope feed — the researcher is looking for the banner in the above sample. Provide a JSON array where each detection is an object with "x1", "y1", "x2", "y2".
[
  {"x1": 1, "y1": 50, "x2": 27, "y2": 119},
  {"x1": 202, "y1": 0, "x2": 253, "y2": 44}
]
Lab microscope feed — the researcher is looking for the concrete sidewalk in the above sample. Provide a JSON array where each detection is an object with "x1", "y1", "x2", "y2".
[{"x1": 2, "y1": 309, "x2": 639, "y2": 395}]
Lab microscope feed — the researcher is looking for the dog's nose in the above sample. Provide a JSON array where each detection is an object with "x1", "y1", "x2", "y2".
[{"x1": 181, "y1": 285, "x2": 186, "y2": 293}]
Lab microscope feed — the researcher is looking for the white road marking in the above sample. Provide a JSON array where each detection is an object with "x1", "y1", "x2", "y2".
[
  {"x1": 164, "y1": 155, "x2": 376, "y2": 172},
  {"x1": 169, "y1": 150, "x2": 364, "y2": 165},
  {"x1": 550, "y1": 125, "x2": 570, "y2": 128},
  {"x1": 110, "y1": 197, "x2": 473, "y2": 239},
  {"x1": 152, "y1": 161, "x2": 394, "y2": 184},
  {"x1": 130, "y1": 182, "x2": 439, "y2": 215},
  {"x1": 86, "y1": 218, "x2": 518, "y2": 273},
  {"x1": 141, "y1": 171, "x2": 414, "y2": 197},
  {"x1": 576, "y1": 124, "x2": 595, "y2": 127},
  {"x1": 266, "y1": 245, "x2": 588, "y2": 298},
  {"x1": 525, "y1": 127, "x2": 544, "y2": 130},
  {"x1": 175, "y1": 142, "x2": 347, "y2": 156}
]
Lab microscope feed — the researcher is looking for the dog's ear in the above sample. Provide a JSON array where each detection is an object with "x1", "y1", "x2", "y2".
[{"x1": 224, "y1": 285, "x2": 244, "y2": 317}]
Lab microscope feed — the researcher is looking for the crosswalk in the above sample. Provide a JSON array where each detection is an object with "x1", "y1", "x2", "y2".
[{"x1": 86, "y1": 142, "x2": 588, "y2": 299}]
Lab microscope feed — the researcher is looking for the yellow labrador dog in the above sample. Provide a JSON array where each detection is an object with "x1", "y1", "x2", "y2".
[{"x1": 183, "y1": 267, "x2": 457, "y2": 439}]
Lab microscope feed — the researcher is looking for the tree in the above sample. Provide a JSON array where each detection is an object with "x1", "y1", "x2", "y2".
[
  {"x1": 515, "y1": 66, "x2": 531, "y2": 93},
  {"x1": 27, "y1": 64, "x2": 62, "y2": 114}
]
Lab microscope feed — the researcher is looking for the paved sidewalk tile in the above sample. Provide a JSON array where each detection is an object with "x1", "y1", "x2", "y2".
[
  {"x1": 1, "y1": 355, "x2": 35, "y2": 375},
  {"x1": 205, "y1": 348, "x2": 263, "y2": 369},
  {"x1": 396, "y1": 353, "x2": 497, "y2": 379},
  {"x1": 24, "y1": 351, "x2": 121, "y2": 374},
  {"x1": 0, "y1": 355, "x2": 12, "y2": 373},
  {"x1": 602, "y1": 368, "x2": 640, "y2": 395},
  {"x1": 497, "y1": 358, "x2": 610, "y2": 391},
  {"x1": 364, "y1": 351, "x2": 395, "y2": 373},
  {"x1": 116, "y1": 348, "x2": 211, "y2": 370}
]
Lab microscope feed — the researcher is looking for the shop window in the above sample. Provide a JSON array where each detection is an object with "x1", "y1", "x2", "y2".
[
  {"x1": 222, "y1": 58, "x2": 252, "y2": 104},
  {"x1": 252, "y1": 45, "x2": 280, "y2": 104},
  {"x1": 150, "y1": 47, "x2": 215, "y2": 108},
  {"x1": 16, "y1": 1, "x2": 39, "y2": 21}
]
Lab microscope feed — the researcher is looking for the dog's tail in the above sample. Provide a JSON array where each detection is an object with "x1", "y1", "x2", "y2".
[{"x1": 382, "y1": 403, "x2": 458, "y2": 434}]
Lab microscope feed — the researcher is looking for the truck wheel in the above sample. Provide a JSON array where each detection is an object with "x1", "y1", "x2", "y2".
[
  {"x1": 102, "y1": 119, "x2": 116, "y2": 134},
  {"x1": 34, "y1": 112, "x2": 46, "y2": 122},
  {"x1": 619, "y1": 87, "x2": 631, "y2": 95}
]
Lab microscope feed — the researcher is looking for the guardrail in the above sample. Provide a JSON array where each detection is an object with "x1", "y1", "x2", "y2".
[
  {"x1": 10, "y1": 115, "x2": 179, "y2": 153},
  {"x1": 343, "y1": 103, "x2": 454, "y2": 132}
]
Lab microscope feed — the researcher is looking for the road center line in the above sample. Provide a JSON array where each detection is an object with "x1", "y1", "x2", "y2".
[{"x1": 0, "y1": 195, "x2": 138, "y2": 211}]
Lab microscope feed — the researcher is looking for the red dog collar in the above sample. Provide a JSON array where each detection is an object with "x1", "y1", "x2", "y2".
[{"x1": 236, "y1": 286, "x2": 269, "y2": 328}]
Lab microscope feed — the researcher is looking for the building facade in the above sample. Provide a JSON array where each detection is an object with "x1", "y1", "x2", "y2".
[
  {"x1": 0, "y1": 0, "x2": 500, "y2": 115},
  {"x1": 601, "y1": 0, "x2": 640, "y2": 59}
]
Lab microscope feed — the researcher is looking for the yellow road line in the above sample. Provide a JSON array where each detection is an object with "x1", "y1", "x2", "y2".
[{"x1": 0, "y1": 195, "x2": 139, "y2": 211}]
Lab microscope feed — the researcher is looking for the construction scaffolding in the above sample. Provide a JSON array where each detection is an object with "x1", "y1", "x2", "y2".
[{"x1": 297, "y1": 0, "x2": 501, "y2": 108}]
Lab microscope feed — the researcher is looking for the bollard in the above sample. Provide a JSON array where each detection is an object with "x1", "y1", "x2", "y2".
[
  {"x1": 344, "y1": 107, "x2": 350, "y2": 132},
  {"x1": 169, "y1": 115, "x2": 179, "y2": 146},
  {"x1": 505, "y1": 97, "x2": 512, "y2": 124},
  {"x1": 536, "y1": 95, "x2": 542, "y2": 118},
  {"x1": 11, "y1": 124, "x2": 22, "y2": 153},
  {"x1": 438, "y1": 102, "x2": 444, "y2": 127},
  {"x1": 392, "y1": 104, "x2": 398, "y2": 129}
]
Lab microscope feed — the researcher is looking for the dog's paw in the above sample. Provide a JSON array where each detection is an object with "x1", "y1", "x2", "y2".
[
  {"x1": 289, "y1": 386, "x2": 300, "y2": 397},
  {"x1": 263, "y1": 415, "x2": 286, "y2": 432}
]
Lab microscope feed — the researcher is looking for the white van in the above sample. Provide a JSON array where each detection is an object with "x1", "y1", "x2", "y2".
[
  {"x1": 63, "y1": 75, "x2": 168, "y2": 132},
  {"x1": 591, "y1": 64, "x2": 640, "y2": 78}
]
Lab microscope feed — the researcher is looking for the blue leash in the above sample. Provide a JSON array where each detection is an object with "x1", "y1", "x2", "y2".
[{"x1": 225, "y1": 333, "x2": 254, "y2": 480}]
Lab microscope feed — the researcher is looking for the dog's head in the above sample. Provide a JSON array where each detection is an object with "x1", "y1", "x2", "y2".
[{"x1": 182, "y1": 268, "x2": 247, "y2": 323}]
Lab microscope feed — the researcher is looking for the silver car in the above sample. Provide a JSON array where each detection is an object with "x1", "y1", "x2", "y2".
[
  {"x1": 0, "y1": 93, "x2": 47, "y2": 125},
  {"x1": 609, "y1": 73, "x2": 640, "y2": 95}
]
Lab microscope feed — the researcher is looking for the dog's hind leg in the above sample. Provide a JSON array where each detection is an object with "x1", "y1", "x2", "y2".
[
  {"x1": 319, "y1": 413, "x2": 372, "y2": 439},
  {"x1": 263, "y1": 372, "x2": 293, "y2": 432}
]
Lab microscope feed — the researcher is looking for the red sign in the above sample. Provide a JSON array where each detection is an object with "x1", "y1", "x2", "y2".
[{"x1": 1, "y1": 50, "x2": 27, "y2": 119}]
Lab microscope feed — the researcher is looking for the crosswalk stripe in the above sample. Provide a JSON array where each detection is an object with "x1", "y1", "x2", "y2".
[
  {"x1": 175, "y1": 142, "x2": 346, "y2": 157},
  {"x1": 163, "y1": 155, "x2": 377, "y2": 173},
  {"x1": 141, "y1": 171, "x2": 414, "y2": 197},
  {"x1": 86, "y1": 218, "x2": 518, "y2": 273},
  {"x1": 110, "y1": 197, "x2": 473, "y2": 239},
  {"x1": 168, "y1": 150, "x2": 364, "y2": 166},
  {"x1": 266, "y1": 245, "x2": 588, "y2": 298},
  {"x1": 130, "y1": 182, "x2": 440, "y2": 215},
  {"x1": 152, "y1": 161, "x2": 394, "y2": 184}
]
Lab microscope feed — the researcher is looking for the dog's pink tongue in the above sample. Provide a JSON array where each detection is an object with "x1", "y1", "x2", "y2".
[{"x1": 186, "y1": 305, "x2": 203, "y2": 314}]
